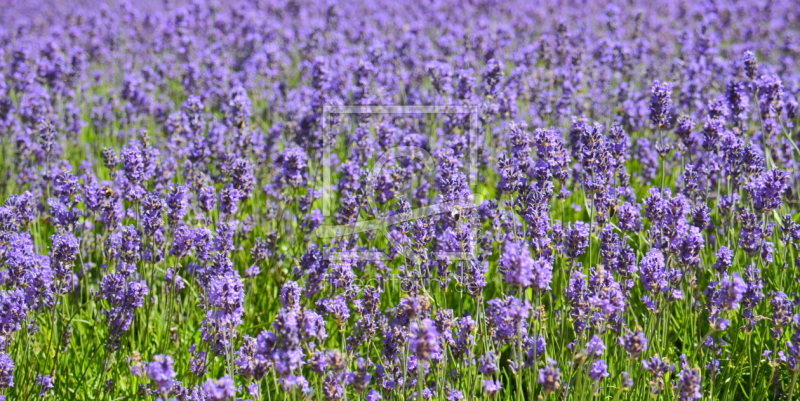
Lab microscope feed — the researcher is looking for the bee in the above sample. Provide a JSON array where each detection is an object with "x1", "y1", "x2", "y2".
[
  {"x1": 102, "y1": 185, "x2": 114, "y2": 199},
  {"x1": 449, "y1": 205, "x2": 462, "y2": 221}
]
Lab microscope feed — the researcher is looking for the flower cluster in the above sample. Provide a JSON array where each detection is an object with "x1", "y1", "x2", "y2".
[{"x1": 0, "y1": 0, "x2": 798, "y2": 400}]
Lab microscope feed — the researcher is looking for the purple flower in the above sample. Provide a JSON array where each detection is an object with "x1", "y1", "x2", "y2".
[
  {"x1": 366, "y1": 389, "x2": 383, "y2": 401},
  {"x1": 649, "y1": 80, "x2": 673, "y2": 128},
  {"x1": 276, "y1": 146, "x2": 308, "y2": 189},
  {"x1": 478, "y1": 351, "x2": 498, "y2": 376},
  {"x1": 409, "y1": 318, "x2": 441, "y2": 361},
  {"x1": 642, "y1": 355, "x2": 673, "y2": 378},
  {"x1": 224, "y1": 84, "x2": 251, "y2": 124},
  {"x1": 771, "y1": 292, "x2": 794, "y2": 335},
  {"x1": 323, "y1": 372, "x2": 344, "y2": 399},
  {"x1": 201, "y1": 271, "x2": 244, "y2": 354},
  {"x1": 35, "y1": 374, "x2": 53, "y2": 397},
  {"x1": 589, "y1": 359, "x2": 609, "y2": 381},
  {"x1": 106, "y1": 225, "x2": 141, "y2": 263},
  {"x1": 230, "y1": 158, "x2": 255, "y2": 198},
  {"x1": 346, "y1": 357, "x2": 372, "y2": 392},
  {"x1": 640, "y1": 249, "x2": 668, "y2": 294},
  {"x1": 585, "y1": 335, "x2": 605, "y2": 358},
  {"x1": 725, "y1": 81, "x2": 749, "y2": 120},
  {"x1": 486, "y1": 296, "x2": 531, "y2": 344},
  {"x1": 500, "y1": 241, "x2": 551, "y2": 290},
  {"x1": 166, "y1": 185, "x2": 189, "y2": 226},
  {"x1": 714, "y1": 247, "x2": 733, "y2": 273},
  {"x1": 622, "y1": 372, "x2": 633, "y2": 388},
  {"x1": 742, "y1": 50, "x2": 758, "y2": 80},
  {"x1": 140, "y1": 193, "x2": 164, "y2": 237},
  {"x1": 617, "y1": 202, "x2": 642, "y2": 232},
  {"x1": 120, "y1": 145, "x2": 145, "y2": 185},
  {"x1": 746, "y1": 170, "x2": 790, "y2": 213},
  {"x1": 197, "y1": 186, "x2": 217, "y2": 212},
  {"x1": 482, "y1": 379, "x2": 502, "y2": 395},
  {"x1": 588, "y1": 266, "x2": 627, "y2": 316},
  {"x1": 102, "y1": 147, "x2": 119, "y2": 171},
  {"x1": 0, "y1": 289, "x2": 28, "y2": 338},
  {"x1": 706, "y1": 273, "x2": 746, "y2": 312},
  {"x1": 170, "y1": 226, "x2": 194, "y2": 258},
  {"x1": 500, "y1": 241, "x2": 534, "y2": 288},
  {"x1": 206, "y1": 272, "x2": 245, "y2": 317},
  {"x1": 678, "y1": 226, "x2": 704, "y2": 268},
  {"x1": 538, "y1": 359, "x2": 561, "y2": 394},
  {"x1": 742, "y1": 264, "x2": 765, "y2": 311},
  {"x1": 524, "y1": 334, "x2": 547, "y2": 365},
  {"x1": 706, "y1": 359, "x2": 720, "y2": 379},
  {"x1": 453, "y1": 316, "x2": 477, "y2": 360},
  {"x1": 328, "y1": 262, "x2": 354, "y2": 291},
  {"x1": 201, "y1": 375, "x2": 236, "y2": 400},
  {"x1": 564, "y1": 221, "x2": 590, "y2": 259},
  {"x1": 0, "y1": 354, "x2": 13, "y2": 389},
  {"x1": 676, "y1": 362, "x2": 702, "y2": 401},
  {"x1": 617, "y1": 331, "x2": 648, "y2": 359},
  {"x1": 49, "y1": 232, "x2": 78, "y2": 277},
  {"x1": 279, "y1": 281, "x2": 301, "y2": 309},
  {"x1": 497, "y1": 151, "x2": 524, "y2": 193},
  {"x1": 147, "y1": 354, "x2": 176, "y2": 392},
  {"x1": 701, "y1": 116, "x2": 724, "y2": 152},
  {"x1": 215, "y1": 222, "x2": 235, "y2": 254},
  {"x1": 738, "y1": 211, "x2": 764, "y2": 256},
  {"x1": 316, "y1": 296, "x2": 350, "y2": 326},
  {"x1": 246, "y1": 382, "x2": 260, "y2": 399},
  {"x1": 533, "y1": 128, "x2": 571, "y2": 182},
  {"x1": 281, "y1": 374, "x2": 311, "y2": 395},
  {"x1": 756, "y1": 74, "x2": 784, "y2": 119},
  {"x1": 219, "y1": 184, "x2": 243, "y2": 216},
  {"x1": 644, "y1": 355, "x2": 676, "y2": 394}
]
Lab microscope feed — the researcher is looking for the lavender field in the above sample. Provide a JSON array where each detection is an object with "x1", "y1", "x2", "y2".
[{"x1": 1, "y1": 0, "x2": 800, "y2": 399}]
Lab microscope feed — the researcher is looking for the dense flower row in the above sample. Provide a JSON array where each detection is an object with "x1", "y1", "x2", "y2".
[{"x1": 0, "y1": 0, "x2": 799, "y2": 400}]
